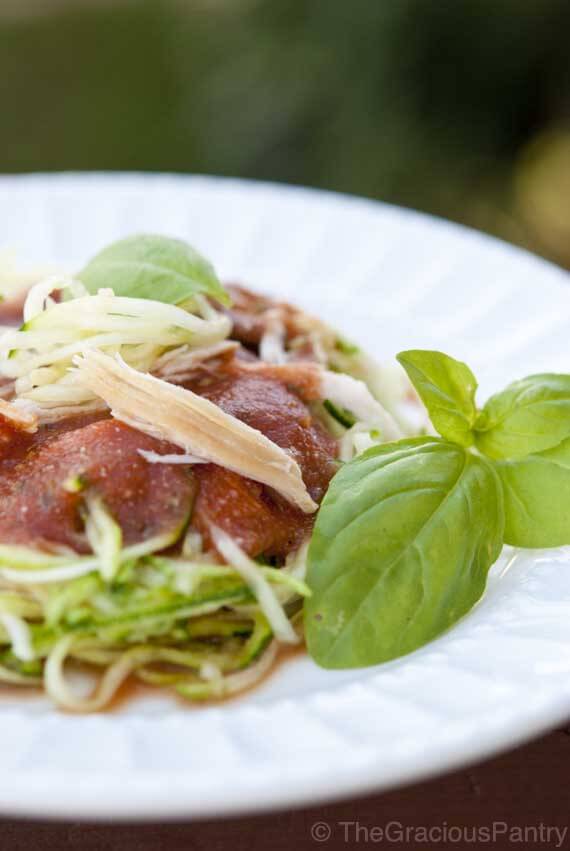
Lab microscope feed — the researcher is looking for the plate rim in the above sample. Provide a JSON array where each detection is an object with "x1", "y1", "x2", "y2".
[
  {"x1": 0, "y1": 171, "x2": 569, "y2": 821},
  {"x1": 1, "y1": 168, "x2": 567, "y2": 281}
]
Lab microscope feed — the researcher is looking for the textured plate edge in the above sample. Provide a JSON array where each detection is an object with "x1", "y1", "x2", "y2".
[
  {"x1": 1, "y1": 169, "x2": 568, "y2": 289},
  {"x1": 0, "y1": 699, "x2": 567, "y2": 822}
]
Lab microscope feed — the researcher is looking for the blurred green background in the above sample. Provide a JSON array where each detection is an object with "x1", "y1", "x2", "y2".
[{"x1": 2, "y1": 0, "x2": 570, "y2": 266}]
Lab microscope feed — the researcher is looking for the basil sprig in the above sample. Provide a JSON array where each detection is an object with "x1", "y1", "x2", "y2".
[
  {"x1": 78, "y1": 234, "x2": 230, "y2": 306},
  {"x1": 306, "y1": 349, "x2": 570, "y2": 669}
]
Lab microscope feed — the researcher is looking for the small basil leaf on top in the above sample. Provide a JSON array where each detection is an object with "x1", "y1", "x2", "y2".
[
  {"x1": 474, "y1": 374, "x2": 570, "y2": 459},
  {"x1": 496, "y1": 437, "x2": 570, "y2": 547},
  {"x1": 305, "y1": 437, "x2": 503, "y2": 669},
  {"x1": 397, "y1": 350, "x2": 477, "y2": 446},
  {"x1": 78, "y1": 234, "x2": 230, "y2": 306}
]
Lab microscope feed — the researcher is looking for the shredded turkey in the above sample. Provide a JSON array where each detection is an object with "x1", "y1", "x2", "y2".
[
  {"x1": 137, "y1": 449, "x2": 207, "y2": 465},
  {"x1": 73, "y1": 350, "x2": 317, "y2": 513},
  {"x1": 0, "y1": 397, "x2": 38, "y2": 433},
  {"x1": 259, "y1": 308, "x2": 287, "y2": 365}
]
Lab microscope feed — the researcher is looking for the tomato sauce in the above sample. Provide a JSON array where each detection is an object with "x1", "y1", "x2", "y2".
[{"x1": 0, "y1": 418, "x2": 195, "y2": 552}]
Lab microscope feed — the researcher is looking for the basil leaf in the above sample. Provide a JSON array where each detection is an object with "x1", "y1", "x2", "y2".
[
  {"x1": 78, "y1": 234, "x2": 230, "y2": 306},
  {"x1": 475, "y1": 374, "x2": 570, "y2": 459},
  {"x1": 496, "y1": 437, "x2": 570, "y2": 547},
  {"x1": 305, "y1": 437, "x2": 503, "y2": 669},
  {"x1": 397, "y1": 350, "x2": 477, "y2": 446}
]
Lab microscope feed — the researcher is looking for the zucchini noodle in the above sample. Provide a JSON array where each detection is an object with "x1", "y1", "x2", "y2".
[
  {"x1": 210, "y1": 526, "x2": 301, "y2": 644},
  {"x1": 0, "y1": 516, "x2": 310, "y2": 709},
  {"x1": 83, "y1": 494, "x2": 123, "y2": 583},
  {"x1": 45, "y1": 637, "x2": 164, "y2": 712},
  {"x1": 0, "y1": 279, "x2": 232, "y2": 420},
  {"x1": 0, "y1": 612, "x2": 34, "y2": 661}
]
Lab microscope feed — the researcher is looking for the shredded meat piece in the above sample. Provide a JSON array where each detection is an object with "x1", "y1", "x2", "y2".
[
  {"x1": 0, "y1": 293, "x2": 25, "y2": 326},
  {"x1": 224, "y1": 284, "x2": 279, "y2": 348},
  {"x1": 225, "y1": 284, "x2": 315, "y2": 349},
  {"x1": 229, "y1": 359, "x2": 322, "y2": 402}
]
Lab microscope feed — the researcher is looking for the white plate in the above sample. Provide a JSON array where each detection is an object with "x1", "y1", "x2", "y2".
[{"x1": 1, "y1": 173, "x2": 570, "y2": 821}]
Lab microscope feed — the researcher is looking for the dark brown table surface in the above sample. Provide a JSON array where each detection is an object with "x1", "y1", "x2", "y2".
[{"x1": 1, "y1": 724, "x2": 569, "y2": 851}]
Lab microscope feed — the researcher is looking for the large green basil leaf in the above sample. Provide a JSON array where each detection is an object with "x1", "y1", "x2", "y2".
[
  {"x1": 78, "y1": 234, "x2": 230, "y2": 306},
  {"x1": 305, "y1": 437, "x2": 504, "y2": 669},
  {"x1": 496, "y1": 437, "x2": 570, "y2": 547},
  {"x1": 397, "y1": 350, "x2": 477, "y2": 446},
  {"x1": 475, "y1": 374, "x2": 570, "y2": 459}
]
